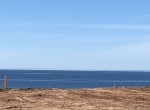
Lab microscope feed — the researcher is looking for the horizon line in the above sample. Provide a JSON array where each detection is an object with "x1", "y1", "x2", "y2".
[{"x1": 0, "y1": 69, "x2": 150, "y2": 72}]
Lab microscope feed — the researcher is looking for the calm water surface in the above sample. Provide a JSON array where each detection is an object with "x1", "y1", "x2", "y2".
[{"x1": 0, "y1": 70, "x2": 150, "y2": 88}]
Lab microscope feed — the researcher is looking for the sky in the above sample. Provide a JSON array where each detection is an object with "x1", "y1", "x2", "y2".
[{"x1": 0, "y1": 0, "x2": 150, "y2": 70}]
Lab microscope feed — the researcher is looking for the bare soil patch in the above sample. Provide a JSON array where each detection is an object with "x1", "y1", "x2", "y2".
[{"x1": 0, "y1": 87, "x2": 150, "y2": 110}]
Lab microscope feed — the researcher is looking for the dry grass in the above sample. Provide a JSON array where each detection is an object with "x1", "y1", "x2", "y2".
[{"x1": 0, "y1": 87, "x2": 150, "y2": 110}]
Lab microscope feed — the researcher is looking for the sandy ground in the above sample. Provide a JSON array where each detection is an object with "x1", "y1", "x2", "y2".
[{"x1": 0, "y1": 87, "x2": 150, "y2": 110}]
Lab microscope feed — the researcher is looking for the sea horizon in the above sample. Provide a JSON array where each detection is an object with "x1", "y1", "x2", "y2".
[
  {"x1": 1, "y1": 69, "x2": 150, "y2": 72},
  {"x1": 0, "y1": 70, "x2": 150, "y2": 88}
]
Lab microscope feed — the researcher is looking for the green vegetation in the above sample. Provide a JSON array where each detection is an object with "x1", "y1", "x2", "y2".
[{"x1": 0, "y1": 88, "x2": 13, "y2": 92}]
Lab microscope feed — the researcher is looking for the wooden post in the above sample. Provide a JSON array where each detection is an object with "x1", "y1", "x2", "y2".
[{"x1": 4, "y1": 75, "x2": 7, "y2": 92}]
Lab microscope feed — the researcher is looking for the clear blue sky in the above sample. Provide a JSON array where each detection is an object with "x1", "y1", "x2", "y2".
[{"x1": 0, "y1": 0, "x2": 150, "y2": 70}]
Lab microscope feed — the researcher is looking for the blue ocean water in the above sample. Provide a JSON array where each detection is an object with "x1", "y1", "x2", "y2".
[{"x1": 0, "y1": 70, "x2": 150, "y2": 88}]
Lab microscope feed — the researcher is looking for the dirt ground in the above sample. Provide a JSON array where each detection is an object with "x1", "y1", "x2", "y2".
[{"x1": 0, "y1": 87, "x2": 150, "y2": 110}]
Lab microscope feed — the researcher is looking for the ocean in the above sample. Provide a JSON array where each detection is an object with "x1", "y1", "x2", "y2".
[{"x1": 0, "y1": 70, "x2": 150, "y2": 88}]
